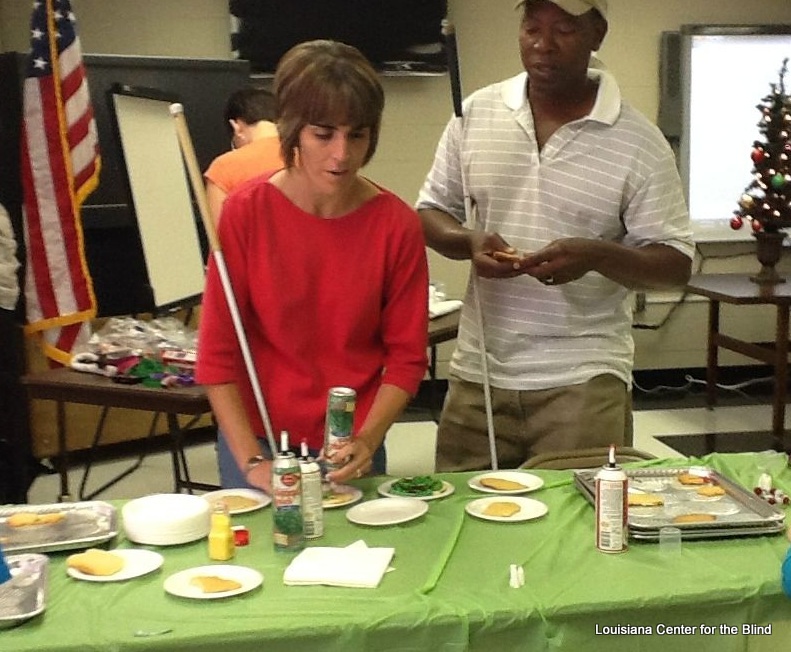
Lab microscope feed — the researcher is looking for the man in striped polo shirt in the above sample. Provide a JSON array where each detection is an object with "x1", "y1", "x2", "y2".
[{"x1": 416, "y1": 0, "x2": 694, "y2": 471}]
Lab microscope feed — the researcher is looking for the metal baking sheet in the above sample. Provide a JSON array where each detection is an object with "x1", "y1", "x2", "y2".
[
  {"x1": 574, "y1": 466, "x2": 785, "y2": 540},
  {"x1": 0, "y1": 554, "x2": 48, "y2": 629},
  {"x1": 0, "y1": 501, "x2": 118, "y2": 554}
]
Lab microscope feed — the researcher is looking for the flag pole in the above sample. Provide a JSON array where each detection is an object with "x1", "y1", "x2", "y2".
[
  {"x1": 441, "y1": 20, "x2": 498, "y2": 470},
  {"x1": 169, "y1": 103, "x2": 278, "y2": 458}
]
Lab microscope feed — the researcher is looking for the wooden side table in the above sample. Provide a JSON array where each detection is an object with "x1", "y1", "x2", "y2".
[
  {"x1": 426, "y1": 309, "x2": 460, "y2": 420},
  {"x1": 685, "y1": 273, "x2": 791, "y2": 451},
  {"x1": 22, "y1": 369, "x2": 215, "y2": 501}
]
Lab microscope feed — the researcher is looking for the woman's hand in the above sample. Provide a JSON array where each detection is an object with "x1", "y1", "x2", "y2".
[{"x1": 324, "y1": 437, "x2": 374, "y2": 484}]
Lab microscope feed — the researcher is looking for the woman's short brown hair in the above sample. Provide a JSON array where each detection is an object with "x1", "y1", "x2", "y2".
[{"x1": 273, "y1": 40, "x2": 384, "y2": 168}]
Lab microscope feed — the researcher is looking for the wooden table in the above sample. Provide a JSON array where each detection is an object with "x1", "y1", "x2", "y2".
[
  {"x1": 21, "y1": 369, "x2": 214, "y2": 501},
  {"x1": 685, "y1": 273, "x2": 791, "y2": 451},
  {"x1": 427, "y1": 309, "x2": 460, "y2": 419}
]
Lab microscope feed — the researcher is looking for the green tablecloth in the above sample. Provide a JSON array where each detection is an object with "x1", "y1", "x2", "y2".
[{"x1": 4, "y1": 452, "x2": 790, "y2": 651}]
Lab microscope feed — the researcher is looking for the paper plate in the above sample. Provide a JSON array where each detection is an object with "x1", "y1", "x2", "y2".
[
  {"x1": 377, "y1": 478, "x2": 455, "y2": 501},
  {"x1": 465, "y1": 496, "x2": 548, "y2": 523},
  {"x1": 346, "y1": 498, "x2": 428, "y2": 526},
  {"x1": 202, "y1": 489, "x2": 271, "y2": 514},
  {"x1": 67, "y1": 549, "x2": 164, "y2": 582},
  {"x1": 164, "y1": 565, "x2": 263, "y2": 600},
  {"x1": 122, "y1": 494, "x2": 210, "y2": 546},
  {"x1": 467, "y1": 471, "x2": 544, "y2": 495},
  {"x1": 322, "y1": 486, "x2": 363, "y2": 510}
]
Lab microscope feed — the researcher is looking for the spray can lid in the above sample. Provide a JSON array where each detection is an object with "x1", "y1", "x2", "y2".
[{"x1": 280, "y1": 430, "x2": 290, "y2": 453}]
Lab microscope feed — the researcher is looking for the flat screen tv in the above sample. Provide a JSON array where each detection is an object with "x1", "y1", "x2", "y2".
[
  {"x1": 230, "y1": 0, "x2": 448, "y2": 76},
  {"x1": 679, "y1": 24, "x2": 791, "y2": 242}
]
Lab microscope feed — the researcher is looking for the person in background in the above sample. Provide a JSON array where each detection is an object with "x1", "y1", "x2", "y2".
[
  {"x1": 196, "y1": 40, "x2": 429, "y2": 493},
  {"x1": 0, "y1": 201, "x2": 28, "y2": 504},
  {"x1": 204, "y1": 85, "x2": 282, "y2": 225},
  {"x1": 416, "y1": 0, "x2": 694, "y2": 471},
  {"x1": 0, "y1": 203, "x2": 18, "y2": 314}
]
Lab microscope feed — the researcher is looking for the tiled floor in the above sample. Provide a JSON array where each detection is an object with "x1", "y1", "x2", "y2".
[{"x1": 26, "y1": 400, "x2": 786, "y2": 505}]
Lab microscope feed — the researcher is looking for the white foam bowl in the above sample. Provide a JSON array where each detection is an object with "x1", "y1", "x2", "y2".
[{"x1": 122, "y1": 494, "x2": 210, "y2": 546}]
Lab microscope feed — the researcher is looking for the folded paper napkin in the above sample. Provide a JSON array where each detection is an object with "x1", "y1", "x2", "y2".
[
  {"x1": 283, "y1": 540, "x2": 395, "y2": 588},
  {"x1": 429, "y1": 299, "x2": 463, "y2": 320}
]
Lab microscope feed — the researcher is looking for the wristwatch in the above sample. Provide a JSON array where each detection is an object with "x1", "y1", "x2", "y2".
[{"x1": 244, "y1": 455, "x2": 266, "y2": 479}]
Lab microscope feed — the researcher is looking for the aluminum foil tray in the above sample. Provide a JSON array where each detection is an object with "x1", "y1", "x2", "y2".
[
  {"x1": 574, "y1": 466, "x2": 785, "y2": 541},
  {"x1": 0, "y1": 501, "x2": 118, "y2": 554},
  {"x1": 0, "y1": 553, "x2": 48, "y2": 629}
]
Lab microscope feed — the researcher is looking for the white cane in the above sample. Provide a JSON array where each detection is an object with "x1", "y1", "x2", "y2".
[
  {"x1": 442, "y1": 21, "x2": 498, "y2": 470},
  {"x1": 170, "y1": 103, "x2": 278, "y2": 457}
]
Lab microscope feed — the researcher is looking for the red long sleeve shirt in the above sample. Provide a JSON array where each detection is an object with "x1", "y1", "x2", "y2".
[{"x1": 196, "y1": 176, "x2": 429, "y2": 450}]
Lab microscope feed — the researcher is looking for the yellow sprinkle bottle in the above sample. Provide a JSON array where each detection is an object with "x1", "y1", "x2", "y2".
[{"x1": 208, "y1": 500, "x2": 235, "y2": 561}]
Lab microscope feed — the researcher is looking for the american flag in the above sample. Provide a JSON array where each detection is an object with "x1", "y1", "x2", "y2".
[{"x1": 21, "y1": 0, "x2": 100, "y2": 366}]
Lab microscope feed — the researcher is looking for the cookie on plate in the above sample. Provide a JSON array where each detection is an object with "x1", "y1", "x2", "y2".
[
  {"x1": 480, "y1": 477, "x2": 527, "y2": 491},
  {"x1": 190, "y1": 575, "x2": 242, "y2": 593},
  {"x1": 216, "y1": 495, "x2": 260, "y2": 511},
  {"x1": 323, "y1": 492, "x2": 354, "y2": 506},
  {"x1": 67, "y1": 548, "x2": 125, "y2": 576},
  {"x1": 482, "y1": 501, "x2": 522, "y2": 518}
]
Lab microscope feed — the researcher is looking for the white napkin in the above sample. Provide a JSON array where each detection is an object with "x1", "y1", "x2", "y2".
[
  {"x1": 283, "y1": 540, "x2": 395, "y2": 589},
  {"x1": 429, "y1": 299, "x2": 462, "y2": 320}
]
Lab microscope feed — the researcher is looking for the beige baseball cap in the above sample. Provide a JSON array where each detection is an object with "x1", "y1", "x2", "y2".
[{"x1": 515, "y1": 0, "x2": 608, "y2": 20}]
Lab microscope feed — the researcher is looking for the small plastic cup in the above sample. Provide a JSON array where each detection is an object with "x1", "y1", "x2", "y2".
[{"x1": 659, "y1": 526, "x2": 682, "y2": 556}]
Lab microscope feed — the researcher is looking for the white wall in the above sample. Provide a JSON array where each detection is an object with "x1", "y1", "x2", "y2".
[{"x1": 3, "y1": 0, "x2": 791, "y2": 375}]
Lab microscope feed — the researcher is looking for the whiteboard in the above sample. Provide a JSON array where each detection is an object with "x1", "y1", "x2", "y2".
[{"x1": 111, "y1": 89, "x2": 205, "y2": 311}]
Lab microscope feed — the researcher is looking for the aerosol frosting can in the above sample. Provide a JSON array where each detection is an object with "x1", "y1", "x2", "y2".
[
  {"x1": 272, "y1": 431, "x2": 304, "y2": 553},
  {"x1": 299, "y1": 440, "x2": 324, "y2": 539},
  {"x1": 323, "y1": 387, "x2": 356, "y2": 474},
  {"x1": 595, "y1": 445, "x2": 628, "y2": 553}
]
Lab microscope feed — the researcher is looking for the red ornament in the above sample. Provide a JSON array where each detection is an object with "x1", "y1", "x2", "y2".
[
  {"x1": 752, "y1": 147, "x2": 766, "y2": 164},
  {"x1": 751, "y1": 219, "x2": 764, "y2": 232},
  {"x1": 730, "y1": 215, "x2": 744, "y2": 230}
]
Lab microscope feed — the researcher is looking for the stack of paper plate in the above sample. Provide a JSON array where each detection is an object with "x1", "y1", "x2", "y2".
[{"x1": 122, "y1": 494, "x2": 210, "y2": 546}]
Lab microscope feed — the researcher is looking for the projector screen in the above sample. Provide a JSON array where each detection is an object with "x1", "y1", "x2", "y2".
[
  {"x1": 679, "y1": 25, "x2": 791, "y2": 242},
  {"x1": 110, "y1": 87, "x2": 205, "y2": 313}
]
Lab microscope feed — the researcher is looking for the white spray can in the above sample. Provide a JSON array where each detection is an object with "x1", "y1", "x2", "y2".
[
  {"x1": 595, "y1": 444, "x2": 628, "y2": 553},
  {"x1": 299, "y1": 440, "x2": 324, "y2": 540}
]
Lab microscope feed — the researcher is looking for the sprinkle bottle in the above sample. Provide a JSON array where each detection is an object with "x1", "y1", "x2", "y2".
[{"x1": 208, "y1": 500, "x2": 235, "y2": 561}]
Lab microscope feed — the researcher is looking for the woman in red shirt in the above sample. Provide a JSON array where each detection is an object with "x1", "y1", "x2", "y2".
[{"x1": 196, "y1": 40, "x2": 429, "y2": 493}]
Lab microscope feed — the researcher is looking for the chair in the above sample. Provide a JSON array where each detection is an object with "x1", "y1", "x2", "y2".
[{"x1": 520, "y1": 446, "x2": 657, "y2": 471}]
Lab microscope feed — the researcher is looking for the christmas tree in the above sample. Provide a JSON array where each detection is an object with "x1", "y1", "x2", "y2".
[{"x1": 730, "y1": 58, "x2": 791, "y2": 234}]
